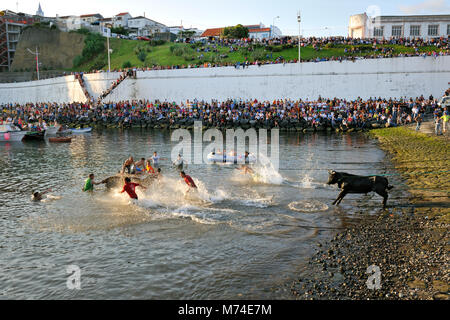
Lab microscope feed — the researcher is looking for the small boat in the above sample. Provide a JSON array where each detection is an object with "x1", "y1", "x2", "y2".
[
  {"x1": 23, "y1": 130, "x2": 46, "y2": 141},
  {"x1": 45, "y1": 125, "x2": 62, "y2": 136},
  {"x1": 206, "y1": 152, "x2": 257, "y2": 164},
  {"x1": 72, "y1": 127, "x2": 92, "y2": 134},
  {"x1": 0, "y1": 124, "x2": 27, "y2": 142},
  {"x1": 49, "y1": 137, "x2": 72, "y2": 143}
]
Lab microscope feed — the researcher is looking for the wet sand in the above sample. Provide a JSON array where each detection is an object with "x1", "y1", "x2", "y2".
[{"x1": 291, "y1": 126, "x2": 449, "y2": 300}]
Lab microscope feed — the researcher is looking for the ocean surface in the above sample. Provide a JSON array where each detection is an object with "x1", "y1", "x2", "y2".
[{"x1": 0, "y1": 130, "x2": 387, "y2": 299}]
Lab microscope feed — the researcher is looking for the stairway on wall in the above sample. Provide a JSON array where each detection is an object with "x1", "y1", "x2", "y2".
[
  {"x1": 96, "y1": 70, "x2": 135, "y2": 104},
  {"x1": 75, "y1": 73, "x2": 93, "y2": 103}
]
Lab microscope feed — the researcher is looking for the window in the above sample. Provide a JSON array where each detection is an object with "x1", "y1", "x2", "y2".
[
  {"x1": 428, "y1": 24, "x2": 439, "y2": 36},
  {"x1": 374, "y1": 26, "x2": 384, "y2": 37},
  {"x1": 392, "y1": 25, "x2": 402, "y2": 37},
  {"x1": 410, "y1": 25, "x2": 420, "y2": 36},
  {"x1": 447, "y1": 24, "x2": 450, "y2": 35}
]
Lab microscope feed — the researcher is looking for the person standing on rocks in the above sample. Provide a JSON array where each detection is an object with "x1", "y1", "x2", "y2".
[
  {"x1": 414, "y1": 113, "x2": 422, "y2": 131},
  {"x1": 441, "y1": 107, "x2": 448, "y2": 134}
]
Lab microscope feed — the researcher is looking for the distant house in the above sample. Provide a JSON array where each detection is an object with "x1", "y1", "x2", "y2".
[
  {"x1": 169, "y1": 26, "x2": 203, "y2": 38},
  {"x1": 80, "y1": 13, "x2": 103, "y2": 25},
  {"x1": 200, "y1": 23, "x2": 281, "y2": 39},
  {"x1": 200, "y1": 27, "x2": 224, "y2": 38},
  {"x1": 128, "y1": 16, "x2": 168, "y2": 36},
  {"x1": 57, "y1": 15, "x2": 83, "y2": 31},
  {"x1": 113, "y1": 12, "x2": 132, "y2": 28}
]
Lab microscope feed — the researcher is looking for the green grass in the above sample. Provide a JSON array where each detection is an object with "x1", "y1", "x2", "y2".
[
  {"x1": 71, "y1": 39, "x2": 445, "y2": 71},
  {"x1": 372, "y1": 127, "x2": 450, "y2": 222}
]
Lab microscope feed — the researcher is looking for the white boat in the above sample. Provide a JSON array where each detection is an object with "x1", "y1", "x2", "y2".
[
  {"x1": 72, "y1": 127, "x2": 92, "y2": 134},
  {"x1": 44, "y1": 125, "x2": 61, "y2": 136},
  {"x1": 206, "y1": 152, "x2": 257, "y2": 164},
  {"x1": 0, "y1": 124, "x2": 27, "y2": 142}
]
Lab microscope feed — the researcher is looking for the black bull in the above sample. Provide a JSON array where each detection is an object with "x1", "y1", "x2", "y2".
[{"x1": 327, "y1": 171, "x2": 394, "y2": 208}]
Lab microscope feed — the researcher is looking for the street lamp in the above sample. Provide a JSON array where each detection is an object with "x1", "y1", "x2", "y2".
[
  {"x1": 27, "y1": 47, "x2": 40, "y2": 80},
  {"x1": 272, "y1": 16, "x2": 280, "y2": 39},
  {"x1": 297, "y1": 11, "x2": 301, "y2": 63}
]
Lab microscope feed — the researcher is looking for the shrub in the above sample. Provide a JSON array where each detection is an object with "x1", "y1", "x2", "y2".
[
  {"x1": 73, "y1": 55, "x2": 83, "y2": 67},
  {"x1": 137, "y1": 50, "x2": 147, "y2": 62},
  {"x1": 271, "y1": 46, "x2": 282, "y2": 52},
  {"x1": 149, "y1": 39, "x2": 166, "y2": 46},
  {"x1": 122, "y1": 61, "x2": 132, "y2": 68},
  {"x1": 251, "y1": 49, "x2": 266, "y2": 60}
]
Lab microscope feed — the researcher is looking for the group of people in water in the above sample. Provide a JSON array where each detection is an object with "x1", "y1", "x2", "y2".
[{"x1": 76, "y1": 152, "x2": 196, "y2": 201}]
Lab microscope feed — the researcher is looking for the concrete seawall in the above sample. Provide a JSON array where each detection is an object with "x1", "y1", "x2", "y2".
[
  {"x1": 0, "y1": 56, "x2": 449, "y2": 104},
  {"x1": 0, "y1": 75, "x2": 88, "y2": 104}
]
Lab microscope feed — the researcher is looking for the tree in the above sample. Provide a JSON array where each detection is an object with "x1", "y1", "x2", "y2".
[
  {"x1": 222, "y1": 24, "x2": 249, "y2": 39},
  {"x1": 111, "y1": 26, "x2": 129, "y2": 36}
]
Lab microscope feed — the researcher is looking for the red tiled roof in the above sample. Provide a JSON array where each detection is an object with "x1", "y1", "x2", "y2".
[
  {"x1": 116, "y1": 12, "x2": 129, "y2": 16},
  {"x1": 80, "y1": 14, "x2": 99, "y2": 17},
  {"x1": 249, "y1": 28, "x2": 271, "y2": 33},
  {"x1": 201, "y1": 28, "x2": 224, "y2": 37}
]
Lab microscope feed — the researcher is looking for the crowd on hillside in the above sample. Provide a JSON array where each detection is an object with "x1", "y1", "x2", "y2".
[
  {"x1": 3, "y1": 36, "x2": 447, "y2": 84},
  {"x1": 1, "y1": 93, "x2": 447, "y2": 131}
]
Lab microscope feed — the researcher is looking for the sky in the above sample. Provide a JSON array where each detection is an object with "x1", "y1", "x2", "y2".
[{"x1": 5, "y1": 0, "x2": 450, "y2": 36}]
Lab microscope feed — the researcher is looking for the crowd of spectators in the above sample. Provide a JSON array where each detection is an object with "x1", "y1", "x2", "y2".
[{"x1": 1, "y1": 93, "x2": 445, "y2": 131}]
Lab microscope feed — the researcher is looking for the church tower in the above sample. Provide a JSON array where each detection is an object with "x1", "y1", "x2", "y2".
[{"x1": 36, "y1": 3, "x2": 44, "y2": 16}]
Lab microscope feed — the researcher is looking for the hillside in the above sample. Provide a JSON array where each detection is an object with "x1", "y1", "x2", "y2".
[
  {"x1": 11, "y1": 27, "x2": 85, "y2": 71},
  {"x1": 74, "y1": 37, "x2": 444, "y2": 71},
  {"x1": 9, "y1": 28, "x2": 445, "y2": 73}
]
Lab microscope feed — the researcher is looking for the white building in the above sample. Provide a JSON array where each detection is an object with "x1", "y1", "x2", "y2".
[
  {"x1": 113, "y1": 12, "x2": 132, "y2": 28},
  {"x1": 80, "y1": 13, "x2": 103, "y2": 25},
  {"x1": 57, "y1": 15, "x2": 84, "y2": 31},
  {"x1": 128, "y1": 16, "x2": 168, "y2": 36},
  {"x1": 349, "y1": 13, "x2": 450, "y2": 39}
]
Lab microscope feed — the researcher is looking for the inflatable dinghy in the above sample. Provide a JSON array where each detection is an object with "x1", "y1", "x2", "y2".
[{"x1": 206, "y1": 152, "x2": 256, "y2": 164}]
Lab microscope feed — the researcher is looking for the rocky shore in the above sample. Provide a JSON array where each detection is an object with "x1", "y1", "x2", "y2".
[
  {"x1": 290, "y1": 125, "x2": 449, "y2": 300},
  {"x1": 57, "y1": 116, "x2": 392, "y2": 133}
]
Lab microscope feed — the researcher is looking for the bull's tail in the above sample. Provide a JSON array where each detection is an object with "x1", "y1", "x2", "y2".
[{"x1": 387, "y1": 185, "x2": 394, "y2": 190}]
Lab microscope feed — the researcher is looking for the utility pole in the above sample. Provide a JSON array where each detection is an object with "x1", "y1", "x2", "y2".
[
  {"x1": 297, "y1": 11, "x2": 301, "y2": 63},
  {"x1": 272, "y1": 16, "x2": 279, "y2": 39},
  {"x1": 27, "y1": 47, "x2": 40, "y2": 80},
  {"x1": 107, "y1": 31, "x2": 111, "y2": 72}
]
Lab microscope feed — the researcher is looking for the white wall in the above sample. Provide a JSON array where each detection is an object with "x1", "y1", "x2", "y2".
[
  {"x1": 0, "y1": 75, "x2": 87, "y2": 104},
  {"x1": 102, "y1": 56, "x2": 450, "y2": 102},
  {"x1": 82, "y1": 72, "x2": 122, "y2": 100},
  {"x1": 1, "y1": 56, "x2": 449, "y2": 104}
]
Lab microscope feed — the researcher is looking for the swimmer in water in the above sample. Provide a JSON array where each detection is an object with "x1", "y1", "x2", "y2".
[
  {"x1": 180, "y1": 171, "x2": 197, "y2": 192},
  {"x1": 120, "y1": 177, "x2": 146, "y2": 200},
  {"x1": 32, "y1": 189, "x2": 51, "y2": 201},
  {"x1": 237, "y1": 165, "x2": 254, "y2": 175}
]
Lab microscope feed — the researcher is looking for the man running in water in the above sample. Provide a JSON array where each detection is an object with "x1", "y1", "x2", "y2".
[
  {"x1": 122, "y1": 156, "x2": 135, "y2": 174},
  {"x1": 120, "y1": 177, "x2": 146, "y2": 200},
  {"x1": 180, "y1": 171, "x2": 197, "y2": 189},
  {"x1": 82, "y1": 173, "x2": 102, "y2": 192},
  {"x1": 134, "y1": 158, "x2": 146, "y2": 174}
]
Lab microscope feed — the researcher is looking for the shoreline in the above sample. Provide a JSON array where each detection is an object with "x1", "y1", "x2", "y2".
[{"x1": 290, "y1": 124, "x2": 449, "y2": 300}]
